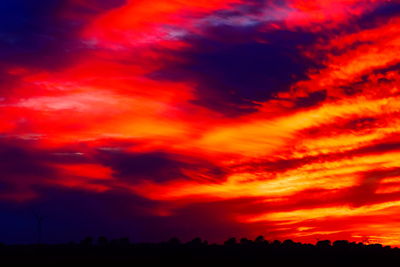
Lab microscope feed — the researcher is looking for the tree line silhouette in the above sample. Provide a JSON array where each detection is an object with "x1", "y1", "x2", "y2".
[{"x1": 0, "y1": 236, "x2": 399, "y2": 266}]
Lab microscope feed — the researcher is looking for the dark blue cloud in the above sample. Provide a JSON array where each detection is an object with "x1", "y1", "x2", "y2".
[
  {"x1": 97, "y1": 150, "x2": 226, "y2": 183},
  {"x1": 0, "y1": 141, "x2": 54, "y2": 177},
  {"x1": 0, "y1": 138, "x2": 97, "y2": 198},
  {"x1": 0, "y1": 186, "x2": 252, "y2": 244},
  {"x1": 294, "y1": 90, "x2": 327, "y2": 108},
  {"x1": 151, "y1": 25, "x2": 318, "y2": 116},
  {"x1": 0, "y1": 0, "x2": 125, "y2": 70},
  {"x1": 99, "y1": 151, "x2": 187, "y2": 183},
  {"x1": 358, "y1": 1, "x2": 400, "y2": 29},
  {"x1": 0, "y1": 187, "x2": 156, "y2": 244},
  {"x1": 214, "y1": 0, "x2": 277, "y2": 17}
]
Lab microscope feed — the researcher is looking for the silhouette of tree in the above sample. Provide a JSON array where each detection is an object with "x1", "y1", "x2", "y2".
[
  {"x1": 224, "y1": 237, "x2": 237, "y2": 246},
  {"x1": 97, "y1": 236, "x2": 108, "y2": 246},
  {"x1": 239, "y1": 238, "x2": 251, "y2": 245},
  {"x1": 271, "y1": 240, "x2": 281, "y2": 247},
  {"x1": 168, "y1": 237, "x2": 181, "y2": 245},
  {"x1": 188, "y1": 237, "x2": 202, "y2": 245},
  {"x1": 0, "y1": 236, "x2": 398, "y2": 266},
  {"x1": 118, "y1": 237, "x2": 130, "y2": 246},
  {"x1": 80, "y1": 236, "x2": 94, "y2": 246},
  {"x1": 333, "y1": 240, "x2": 349, "y2": 248},
  {"x1": 254, "y1": 235, "x2": 265, "y2": 244},
  {"x1": 283, "y1": 239, "x2": 295, "y2": 247},
  {"x1": 316, "y1": 240, "x2": 331, "y2": 248}
]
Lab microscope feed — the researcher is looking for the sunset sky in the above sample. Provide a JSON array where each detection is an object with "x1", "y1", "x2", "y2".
[{"x1": 1, "y1": 0, "x2": 400, "y2": 245}]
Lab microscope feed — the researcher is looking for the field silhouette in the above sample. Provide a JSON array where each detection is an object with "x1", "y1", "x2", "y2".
[{"x1": 0, "y1": 236, "x2": 398, "y2": 266}]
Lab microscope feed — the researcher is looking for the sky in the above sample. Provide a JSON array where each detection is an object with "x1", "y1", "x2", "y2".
[{"x1": 1, "y1": 0, "x2": 400, "y2": 245}]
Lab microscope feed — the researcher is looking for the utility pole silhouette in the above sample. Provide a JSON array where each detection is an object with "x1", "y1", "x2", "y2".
[{"x1": 33, "y1": 212, "x2": 46, "y2": 244}]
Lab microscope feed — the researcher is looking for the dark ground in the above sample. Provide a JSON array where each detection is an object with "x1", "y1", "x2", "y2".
[{"x1": 0, "y1": 237, "x2": 397, "y2": 266}]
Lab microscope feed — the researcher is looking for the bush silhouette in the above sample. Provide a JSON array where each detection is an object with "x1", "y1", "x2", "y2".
[{"x1": 0, "y1": 236, "x2": 399, "y2": 266}]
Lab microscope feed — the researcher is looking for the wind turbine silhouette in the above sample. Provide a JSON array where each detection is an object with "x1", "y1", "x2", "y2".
[{"x1": 33, "y1": 211, "x2": 46, "y2": 244}]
